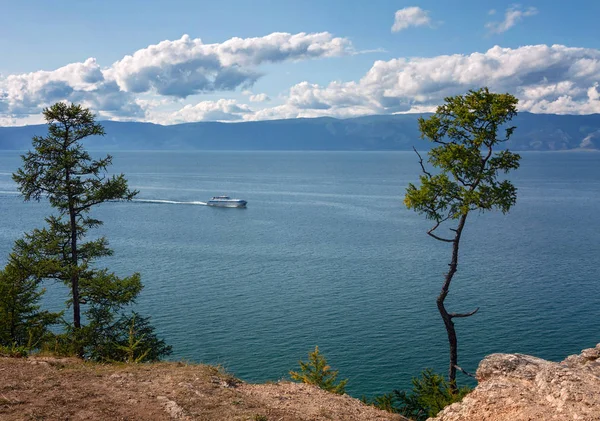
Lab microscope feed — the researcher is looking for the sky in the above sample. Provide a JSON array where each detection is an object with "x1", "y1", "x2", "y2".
[{"x1": 1, "y1": 0, "x2": 599, "y2": 126}]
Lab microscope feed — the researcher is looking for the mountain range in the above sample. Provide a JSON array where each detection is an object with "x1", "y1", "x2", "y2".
[{"x1": 1, "y1": 112, "x2": 599, "y2": 151}]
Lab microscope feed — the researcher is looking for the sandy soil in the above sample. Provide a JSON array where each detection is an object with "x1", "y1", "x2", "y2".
[{"x1": 0, "y1": 356, "x2": 406, "y2": 421}]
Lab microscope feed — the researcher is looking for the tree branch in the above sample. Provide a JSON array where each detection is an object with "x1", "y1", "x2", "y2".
[
  {"x1": 454, "y1": 364, "x2": 476, "y2": 379},
  {"x1": 413, "y1": 147, "x2": 432, "y2": 178},
  {"x1": 75, "y1": 200, "x2": 104, "y2": 213},
  {"x1": 427, "y1": 219, "x2": 455, "y2": 243},
  {"x1": 455, "y1": 174, "x2": 474, "y2": 188},
  {"x1": 449, "y1": 307, "x2": 480, "y2": 318},
  {"x1": 427, "y1": 215, "x2": 456, "y2": 243},
  {"x1": 427, "y1": 231, "x2": 455, "y2": 243}
]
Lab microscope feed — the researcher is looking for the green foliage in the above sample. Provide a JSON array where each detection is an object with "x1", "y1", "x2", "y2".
[
  {"x1": 38, "y1": 332, "x2": 78, "y2": 357},
  {"x1": 12, "y1": 102, "x2": 136, "y2": 211},
  {"x1": 405, "y1": 87, "x2": 521, "y2": 222},
  {"x1": 395, "y1": 369, "x2": 471, "y2": 420},
  {"x1": 290, "y1": 346, "x2": 348, "y2": 395},
  {"x1": 362, "y1": 392, "x2": 397, "y2": 413},
  {"x1": 12, "y1": 103, "x2": 138, "y2": 334},
  {"x1": 404, "y1": 88, "x2": 521, "y2": 388},
  {"x1": 0, "y1": 344, "x2": 29, "y2": 358},
  {"x1": 83, "y1": 312, "x2": 172, "y2": 363},
  {"x1": 366, "y1": 369, "x2": 472, "y2": 421},
  {"x1": 0, "y1": 245, "x2": 62, "y2": 349},
  {"x1": 8, "y1": 102, "x2": 169, "y2": 361}
]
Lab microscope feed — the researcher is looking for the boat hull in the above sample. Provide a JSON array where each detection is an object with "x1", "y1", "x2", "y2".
[{"x1": 207, "y1": 200, "x2": 247, "y2": 208}]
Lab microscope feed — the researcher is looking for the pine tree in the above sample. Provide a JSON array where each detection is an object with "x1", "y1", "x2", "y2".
[
  {"x1": 0, "y1": 240, "x2": 62, "y2": 348},
  {"x1": 11, "y1": 102, "x2": 169, "y2": 360},
  {"x1": 290, "y1": 346, "x2": 348, "y2": 394}
]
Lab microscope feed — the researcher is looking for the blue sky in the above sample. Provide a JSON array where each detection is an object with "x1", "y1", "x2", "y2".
[{"x1": 1, "y1": 0, "x2": 599, "y2": 125}]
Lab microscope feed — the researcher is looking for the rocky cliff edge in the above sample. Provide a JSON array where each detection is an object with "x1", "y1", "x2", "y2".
[{"x1": 431, "y1": 343, "x2": 600, "y2": 421}]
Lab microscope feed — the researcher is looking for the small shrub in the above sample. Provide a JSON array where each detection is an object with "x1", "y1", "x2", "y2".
[
  {"x1": 83, "y1": 311, "x2": 172, "y2": 362},
  {"x1": 0, "y1": 344, "x2": 28, "y2": 358},
  {"x1": 365, "y1": 392, "x2": 397, "y2": 413},
  {"x1": 114, "y1": 314, "x2": 150, "y2": 363},
  {"x1": 38, "y1": 332, "x2": 79, "y2": 357},
  {"x1": 290, "y1": 346, "x2": 347, "y2": 395},
  {"x1": 0, "y1": 257, "x2": 62, "y2": 349},
  {"x1": 366, "y1": 369, "x2": 472, "y2": 421}
]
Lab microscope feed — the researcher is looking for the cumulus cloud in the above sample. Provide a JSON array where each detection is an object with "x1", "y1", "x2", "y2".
[
  {"x1": 486, "y1": 5, "x2": 538, "y2": 34},
  {"x1": 250, "y1": 44, "x2": 600, "y2": 120},
  {"x1": 3, "y1": 36, "x2": 600, "y2": 126},
  {"x1": 249, "y1": 93, "x2": 271, "y2": 102},
  {"x1": 107, "y1": 32, "x2": 352, "y2": 98},
  {"x1": 164, "y1": 44, "x2": 600, "y2": 124},
  {"x1": 163, "y1": 99, "x2": 253, "y2": 124},
  {"x1": 2, "y1": 58, "x2": 101, "y2": 114},
  {"x1": 391, "y1": 7, "x2": 432, "y2": 32},
  {"x1": 0, "y1": 31, "x2": 352, "y2": 123},
  {"x1": 520, "y1": 83, "x2": 600, "y2": 114},
  {"x1": 0, "y1": 58, "x2": 143, "y2": 119}
]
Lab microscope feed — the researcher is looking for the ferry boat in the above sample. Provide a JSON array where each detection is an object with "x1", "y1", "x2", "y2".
[{"x1": 206, "y1": 196, "x2": 247, "y2": 208}]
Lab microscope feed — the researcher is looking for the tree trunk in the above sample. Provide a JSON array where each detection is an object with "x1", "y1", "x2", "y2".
[
  {"x1": 437, "y1": 299, "x2": 458, "y2": 391},
  {"x1": 69, "y1": 203, "x2": 83, "y2": 356},
  {"x1": 64, "y1": 129, "x2": 83, "y2": 357},
  {"x1": 69, "y1": 206, "x2": 80, "y2": 331},
  {"x1": 437, "y1": 213, "x2": 468, "y2": 393},
  {"x1": 10, "y1": 306, "x2": 16, "y2": 343}
]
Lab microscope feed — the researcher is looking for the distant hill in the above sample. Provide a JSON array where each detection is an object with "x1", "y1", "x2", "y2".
[{"x1": 1, "y1": 112, "x2": 600, "y2": 151}]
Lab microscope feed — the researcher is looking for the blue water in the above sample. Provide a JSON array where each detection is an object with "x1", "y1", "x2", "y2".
[{"x1": 1, "y1": 150, "x2": 599, "y2": 397}]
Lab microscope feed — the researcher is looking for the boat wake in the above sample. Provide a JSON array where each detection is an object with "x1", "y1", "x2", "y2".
[
  {"x1": 0, "y1": 192, "x2": 207, "y2": 206},
  {"x1": 132, "y1": 199, "x2": 207, "y2": 206}
]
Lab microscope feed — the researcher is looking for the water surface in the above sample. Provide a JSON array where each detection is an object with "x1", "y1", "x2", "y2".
[{"x1": 1, "y1": 150, "x2": 599, "y2": 397}]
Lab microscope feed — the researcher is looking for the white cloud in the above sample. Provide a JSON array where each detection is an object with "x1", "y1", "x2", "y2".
[
  {"x1": 3, "y1": 37, "x2": 600, "y2": 126},
  {"x1": 161, "y1": 99, "x2": 253, "y2": 124},
  {"x1": 0, "y1": 58, "x2": 143, "y2": 119},
  {"x1": 107, "y1": 32, "x2": 353, "y2": 98},
  {"x1": 253, "y1": 44, "x2": 600, "y2": 119},
  {"x1": 486, "y1": 5, "x2": 538, "y2": 34},
  {"x1": 391, "y1": 7, "x2": 432, "y2": 32},
  {"x1": 0, "y1": 114, "x2": 44, "y2": 127},
  {"x1": 244, "y1": 104, "x2": 298, "y2": 121},
  {"x1": 158, "y1": 44, "x2": 594, "y2": 123},
  {"x1": 287, "y1": 80, "x2": 380, "y2": 113},
  {"x1": 0, "y1": 31, "x2": 353, "y2": 122},
  {"x1": 249, "y1": 93, "x2": 271, "y2": 102},
  {"x1": 520, "y1": 84, "x2": 600, "y2": 114}
]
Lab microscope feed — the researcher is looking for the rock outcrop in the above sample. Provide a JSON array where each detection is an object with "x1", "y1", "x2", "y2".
[{"x1": 431, "y1": 343, "x2": 600, "y2": 421}]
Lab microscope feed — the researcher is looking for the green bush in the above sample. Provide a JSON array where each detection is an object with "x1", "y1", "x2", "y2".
[
  {"x1": 290, "y1": 346, "x2": 348, "y2": 395},
  {"x1": 38, "y1": 332, "x2": 77, "y2": 357},
  {"x1": 82, "y1": 311, "x2": 172, "y2": 363},
  {"x1": 366, "y1": 369, "x2": 472, "y2": 420},
  {"x1": 0, "y1": 343, "x2": 28, "y2": 358},
  {"x1": 0, "y1": 255, "x2": 62, "y2": 349}
]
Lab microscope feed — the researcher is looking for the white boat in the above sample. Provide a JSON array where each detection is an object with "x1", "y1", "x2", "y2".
[{"x1": 206, "y1": 196, "x2": 247, "y2": 208}]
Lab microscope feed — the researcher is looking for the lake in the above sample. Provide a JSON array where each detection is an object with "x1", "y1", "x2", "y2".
[{"x1": 1, "y1": 150, "x2": 599, "y2": 397}]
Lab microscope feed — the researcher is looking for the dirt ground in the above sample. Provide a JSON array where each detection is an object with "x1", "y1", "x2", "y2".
[{"x1": 0, "y1": 356, "x2": 406, "y2": 421}]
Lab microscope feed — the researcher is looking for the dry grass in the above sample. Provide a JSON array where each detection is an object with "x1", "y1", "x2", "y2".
[{"x1": 0, "y1": 356, "x2": 406, "y2": 421}]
